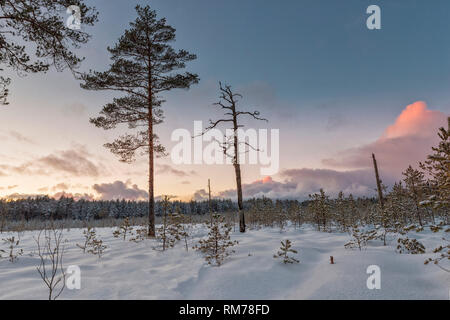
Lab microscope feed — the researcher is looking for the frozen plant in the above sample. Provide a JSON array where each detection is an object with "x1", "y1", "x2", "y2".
[
  {"x1": 396, "y1": 237, "x2": 426, "y2": 254},
  {"x1": 113, "y1": 217, "x2": 134, "y2": 240},
  {"x1": 35, "y1": 228, "x2": 67, "y2": 300},
  {"x1": 274, "y1": 239, "x2": 299, "y2": 264},
  {"x1": 344, "y1": 225, "x2": 377, "y2": 251},
  {"x1": 193, "y1": 214, "x2": 238, "y2": 266},
  {"x1": 1, "y1": 236, "x2": 23, "y2": 262}
]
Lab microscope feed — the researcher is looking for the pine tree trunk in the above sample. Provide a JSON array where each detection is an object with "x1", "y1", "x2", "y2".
[{"x1": 148, "y1": 65, "x2": 155, "y2": 237}]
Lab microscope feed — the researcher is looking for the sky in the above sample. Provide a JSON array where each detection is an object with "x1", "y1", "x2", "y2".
[{"x1": 0, "y1": 0, "x2": 449, "y2": 201}]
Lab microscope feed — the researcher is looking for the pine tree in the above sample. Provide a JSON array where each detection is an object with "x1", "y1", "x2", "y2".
[
  {"x1": 309, "y1": 189, "x2": 330, "y2": 231},
  {"x1": 420, "y1": 117, "x2": 450, "y2": 216},
  {"x1": 274, "y1": 239, "x2": 299, "y2": 264},
  {"x1": 113, "y1": 217, "x2": 134, "y2": 241},
  {"x1": 0, "y1": 0, "x2": 98, "y2": 104},
  {"x1": 345, "y1": 225, "x2": 377, "y2": 251},
  {"x1": 193, "y1": 215, "x2": 238, "y2": 266},
  {"x1": 402, "y1": 166, "x2": 426, "y2": 226},
  {"x1": 81, "y1": 5, "x2": 199, "y2": 237}
]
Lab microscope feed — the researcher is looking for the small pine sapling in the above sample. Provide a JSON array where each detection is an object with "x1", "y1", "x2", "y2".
[
  {"x1": 113, "y1": 217, "x2": 134, "y2": 240},
  {"x1": 76, "y1": 226, "x2": 97, "y2": 253},
  {"x1": 345, "y1": 225, "x2": 377, "y2": 250},
  {"x1": 193, "y1": 215, "x2": 238, "y2": 266},
  {"x1": 1, "y1": 236, "x2": 24, "y2": 262},
  {"x1": 274, "y1": 239, "x2": 299, "y2": 264},
  {"x1": 130, "y1": 225, "x2": 148, "y2": 243},
  {"x1": 424, "y1": 237, "x2": 449, "y2": 272},
  {"x1": 88, "y1": 238, "x2": 107, "y2": 259},
  {"x1": 396, "y1": 237, "x2": 426, "y2": 254}
]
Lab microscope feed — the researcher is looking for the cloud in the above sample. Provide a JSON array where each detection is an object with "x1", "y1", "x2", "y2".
[
  {"x1": 217, "y1": 168, "x2": 392, "y2": 201},
  {"x1": 93, "y1": 180, "x2": 148, "y2": 201},
  {"x1": 51, "y1": 183, "x2": 69, "y2": 191},
  {"x1": 9, "y1": 131, "x2": 36, "y2": 144},
  {"x1": 38, "y1": 149, "x2": 100, "y2": 177},
  {"x1": 156, "y1": 164, "x2": 196, "y2": 177},
  {"x1": 7, "y1": 185, "x2": 18, "y2": 190},
  {"x1": 1, "y1": 193, "x2": 45, "y2": 200},
  {"x1": 0, "y1": 146, "x2": 102, "y2": 177},
  {"x1": 322, "y1": 101, "x2": 447, "y2": 176},
  {"x1": 193, "y1": 189, "x2": 209, "y2": 201},
  {"x1": 52, "y1": 191, "x2": 94, "y2": 201}
]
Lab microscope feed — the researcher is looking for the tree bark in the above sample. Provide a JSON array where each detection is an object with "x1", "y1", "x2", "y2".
[
  {"x1": 233, "y1": 115, "x2": 245, "y2": 232},
  {"x1": 372, "y1": 153, "x2": 384, "y2": 210},
  {"x1": 148, "y1": 59, "x2": 155, "y2": 237}
]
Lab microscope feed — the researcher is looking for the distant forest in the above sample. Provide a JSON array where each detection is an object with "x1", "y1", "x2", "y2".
[{"x1": 0, "y1": 195, "x2": 378, "y2": 222}]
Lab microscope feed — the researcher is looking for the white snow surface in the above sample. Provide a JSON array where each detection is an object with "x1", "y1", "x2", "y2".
[{"x1": 0, "y1": 223, "x2": 449, "y2": 300}]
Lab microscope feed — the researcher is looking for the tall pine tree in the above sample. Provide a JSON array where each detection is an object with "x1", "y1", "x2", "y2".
[{"x1": 81, "y1": 5, "x2": 199, "y2": 236}]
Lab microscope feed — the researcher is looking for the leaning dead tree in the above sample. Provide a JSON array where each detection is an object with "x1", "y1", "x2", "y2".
[
  {"x1": 372, "y1": 153, "x2": 384, "y2": 210},
  {"x1": 201, "y1": 82, "x2": 267, "y2": 232}
]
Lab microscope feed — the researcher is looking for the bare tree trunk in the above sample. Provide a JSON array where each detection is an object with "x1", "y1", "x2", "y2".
[
  {"x1": 148, "y1": 64, "x2": 155, "y2": 237},
  {"x1": 235, "y1": 162, "x2": 245, "y2": 232},
  {"x1": 233, "y1": 115, "x2": 245, "y2": 233},
  {"x1": 208, "y1": 179, "x2": 213, "y2": 226},
  {"x1": 372, "y1": 153, "x2": 384, "y2": 210}
]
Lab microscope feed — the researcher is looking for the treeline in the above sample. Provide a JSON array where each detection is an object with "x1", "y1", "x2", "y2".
[{"x1": 0, "y1": 197, "x2": 237, "y2": 221}]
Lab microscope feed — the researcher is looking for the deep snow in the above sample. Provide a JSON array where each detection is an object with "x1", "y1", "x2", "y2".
[{"x1": 0, "y1": 223, "x2": 448, "y2": 300}]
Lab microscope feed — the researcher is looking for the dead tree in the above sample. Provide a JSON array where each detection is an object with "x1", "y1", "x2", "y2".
[
  {"x1": 372, "y1": 153, "x2": 384, "y2": 210},
  {"x1": 201, "y1": 82, "x2": 267, "y2": 233},
  {"x1": 208, "y1": 179, "x2": 213, "y2": 226}
]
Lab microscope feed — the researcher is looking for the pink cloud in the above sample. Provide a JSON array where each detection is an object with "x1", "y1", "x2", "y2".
[{"x1": 322, "y1": 101, "x2": 447, "y2": 177}]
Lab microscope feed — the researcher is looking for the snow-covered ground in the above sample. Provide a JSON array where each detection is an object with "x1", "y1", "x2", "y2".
[{"x1": 0, "y1": 223, "x2": 448, "y2": 299}]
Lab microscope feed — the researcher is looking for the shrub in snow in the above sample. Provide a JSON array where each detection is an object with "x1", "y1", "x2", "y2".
[
  {"x1": 35, "y1": 228, "x2": 67, "y2": 300},
  {"x1": 156, "y1": 213, "x2": 185, "y2": 250},
  {"x1": 425, "y1": 238, "x2": 450, "y2": 272},
  {"x1": 130, "y1": 225, "x2": 148, "y2": 243},
  {"x1": 0, "y1": 236, "x2": 23, "y2": 262},
  {"x1": 77, "y1": 226, "x2": 106, "y2": 258},
  {"x1": 345, "y1": 225, "x2": 377, "y2": 251},
  {"x1": 113, "y1": 217, "x2": 134, "y2": 240},
  {"x1": 396, "y1": 237, "x2": 426, "y2": 254},
  {"x1": 193, "y1": 214, "x2": 238, "y2": 266},
  {"x1": 274, "y1": 239, "x2": 299, "y2": 264},
  {"x1": 429, "y1": 224, "x2": 443, "y2": 233}
]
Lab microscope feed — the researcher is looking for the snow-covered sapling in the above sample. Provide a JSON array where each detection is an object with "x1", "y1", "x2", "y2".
[
  {"x1": 274, "y1": 239, "x2": 299, "y2": 264},
  {"x1": 425, "y1": 237, "x2": 449, "y2": 272},
  {"x1": 345, "y1": 225, "x2": 376, "y2": 251},
  {"x1": 1, "y1": 236, "x2": 23, "y2": 262},
  {"x1": 113, "y1": 217, "x2": 134, "y2": 240},
  {"x1": 76, "y1": 226, "x2": 97, "y2": 253},
  {"x1": 193, "y1": 214, "x2": 238, "y2": 266},
  {"x1": 396, "y1": 237, "x2": 426, "y2": 254}
]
